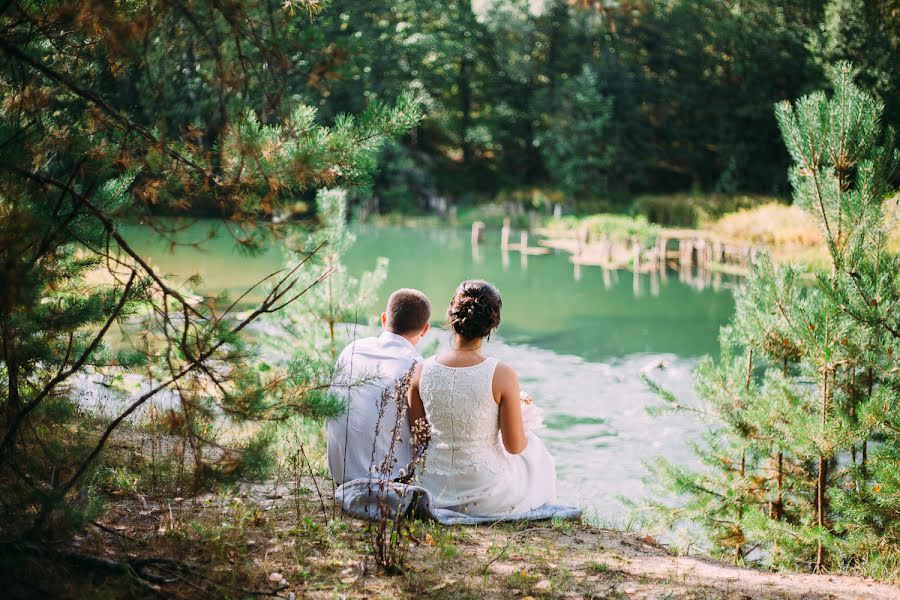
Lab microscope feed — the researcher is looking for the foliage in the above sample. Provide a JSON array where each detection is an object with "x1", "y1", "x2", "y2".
[
  {"x1": 275, "y1": 188, "x2": 389, "y2": 361},
  {"x1": 543, "y1": 213, "x2": 660, "y2": 244},
  {"x1": 0, "y1": 0, "x2": 419, "y2": 542},
  {"x1": 632, "y1": 194, "x2": 782, "y2": 228},
  {"x1": 640, "y1": 65, "x2": 899, "y2": 579},
  {"x1": 814, "y1": 0, "x2": 900, "y2": 132},
  {"x1": 539, "y1": 66, "x2": 615, "y2": 205},
  {"x1": 131, "y1": 0, "x2": 895, "y2": 212}
]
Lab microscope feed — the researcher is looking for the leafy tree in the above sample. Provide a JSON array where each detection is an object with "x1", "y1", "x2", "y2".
[{"x1": 641, "y1": 65, "x2": 899, "y2": 578}]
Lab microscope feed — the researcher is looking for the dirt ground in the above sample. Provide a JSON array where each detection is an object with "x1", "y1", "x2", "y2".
[{"x1": 58, "y1": 473, "x2": 899, "y2": 600}]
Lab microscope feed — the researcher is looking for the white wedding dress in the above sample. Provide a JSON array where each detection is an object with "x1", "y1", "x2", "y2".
[{"x1": 417, "y1": 356, "x2": 557, "y2": 516}]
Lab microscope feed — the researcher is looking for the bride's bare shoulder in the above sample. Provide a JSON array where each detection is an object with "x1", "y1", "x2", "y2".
[{"x1": 493, "y1": 360, "x2": 519, "y2": 382}]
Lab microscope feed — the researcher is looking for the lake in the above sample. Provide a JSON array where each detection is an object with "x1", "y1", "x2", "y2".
[{"x1": 125, "y1": 222, "x2": 737, "y2": 521}]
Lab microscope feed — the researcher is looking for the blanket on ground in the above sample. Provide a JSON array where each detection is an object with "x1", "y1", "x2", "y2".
[{"x1": 335, "y1": 478, "x2": 582, "y2": 525}]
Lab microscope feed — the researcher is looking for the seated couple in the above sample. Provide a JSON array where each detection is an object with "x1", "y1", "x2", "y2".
[{"x1": 326, "y1": 280, "x2": 557, "y2": 517}]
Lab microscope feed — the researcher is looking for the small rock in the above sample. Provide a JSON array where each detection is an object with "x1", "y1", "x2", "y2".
[
  {"x1": 268, "y1": 572, "x2": 283, "y2": 582},
  {"x1": 534, "y1": 580, "x2": 551, "y2": 591},
  {"x1": 490, "y1": 563, "x2": 517, "y2": 575}
]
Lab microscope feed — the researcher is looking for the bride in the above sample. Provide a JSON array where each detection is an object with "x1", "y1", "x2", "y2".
[{"x1": 408, "y1": 279, "x2": 557, "y2": 516}]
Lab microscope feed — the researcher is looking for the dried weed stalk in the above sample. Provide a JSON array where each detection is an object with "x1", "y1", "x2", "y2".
[{"x1": 366, "y1": 363, "x2": 429, "y2": 574}]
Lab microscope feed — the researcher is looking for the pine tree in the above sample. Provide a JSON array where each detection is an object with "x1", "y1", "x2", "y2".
[
  {"x1": 641, "y1": 64, "x2": 899, "y2": 578},
  {"x1": 539, "y1": 65, "x2": 615, "y2": 206},
  {"x1": 273, "y1": 188, "x2": 389, "y2": 363},
  {"x1": 0, "y1": 0, "x2": 421, "y2": 540}
]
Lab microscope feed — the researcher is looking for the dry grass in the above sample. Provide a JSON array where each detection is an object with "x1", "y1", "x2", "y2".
[
  {"x1": 710, "y1": 199, "x2": 900, "y2": 267},
  {"x1": 711, "y1": 203, "x2": 822, "y2": 248}
]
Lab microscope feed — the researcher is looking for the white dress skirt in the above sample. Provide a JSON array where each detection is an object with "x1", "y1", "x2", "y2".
[{"x1": 417, "y1": 356, "x2": 557, "y2": 516}]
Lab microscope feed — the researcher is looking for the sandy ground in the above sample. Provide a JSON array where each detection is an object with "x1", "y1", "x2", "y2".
[
  {"x1": 245, "y1": 479, "x2": 900, "y2": 600},
  {"x1": 54, "y1": 432, "x2": 899, "y2": 600}
]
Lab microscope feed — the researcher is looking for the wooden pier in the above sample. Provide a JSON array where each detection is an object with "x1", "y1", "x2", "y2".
[
  {"x1": 472, "y1": 220, "x2": 760, "y2": 284},
  {"x1": 534, "y1": 226, "x2": 760, "y2": 276}
]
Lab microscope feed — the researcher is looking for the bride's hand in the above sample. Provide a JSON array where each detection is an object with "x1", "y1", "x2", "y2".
[{"x1": 519, "y1": 391, "x2": 545, "y2": 432}]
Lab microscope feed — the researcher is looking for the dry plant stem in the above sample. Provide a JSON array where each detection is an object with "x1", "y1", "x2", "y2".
[
  {"x1": 298, "y1": 437, "x2": 328, "y2": 522},
  {"x1": 480, "y1": 527, "x2": 537, "y2": 574},
  {"x1": 366, "y1": 364, "x2": 421, "y2": 573}
]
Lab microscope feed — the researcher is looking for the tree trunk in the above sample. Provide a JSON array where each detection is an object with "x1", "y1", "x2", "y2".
[
  {"x1": 2, "y1": 317, "x2": 19, "y2": 423},
  {"x1": 815, "y1": 369, "x2": 831, "y2": 573},
  {"x1": 459, "y1": 56, "x2": 472, "y2": 166},
  {"x1": 815, "y1": 454, "x2": 828, "y2": 572}
]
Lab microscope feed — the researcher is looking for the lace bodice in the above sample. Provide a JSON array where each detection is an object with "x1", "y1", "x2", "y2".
[{"x1": 419, "y1": 356, "x2": 508, "y2": 475}]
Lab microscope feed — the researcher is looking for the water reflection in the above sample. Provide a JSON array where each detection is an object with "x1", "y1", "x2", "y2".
[{"x1": 473, "y1": 226, "x2": 740, "y2": 301}]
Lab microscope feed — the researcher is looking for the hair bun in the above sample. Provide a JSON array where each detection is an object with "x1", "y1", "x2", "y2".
[{"x1": 447, "y1": 280, "x2": 502, "y2": 340}]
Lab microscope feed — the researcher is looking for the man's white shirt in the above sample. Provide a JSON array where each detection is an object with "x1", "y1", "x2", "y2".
[{"x1": 326, "y1": 330, "x2": 421, "y2": 485}]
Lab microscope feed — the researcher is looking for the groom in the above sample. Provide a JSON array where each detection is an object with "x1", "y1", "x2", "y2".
[{"x1": 326, "y1": 288, "x2": 431, "y2": 485}]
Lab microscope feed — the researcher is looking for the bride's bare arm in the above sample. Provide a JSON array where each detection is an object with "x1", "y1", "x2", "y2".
[
  {"x1": 407, "y1": 362, "x2": 430, "y2": 448},
  {"x1": 494, "y1": 362, "x2": 528, "y2": 454}
]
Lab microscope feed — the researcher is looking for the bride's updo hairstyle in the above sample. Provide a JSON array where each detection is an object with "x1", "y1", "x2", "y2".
[{"x1": 448, "y1": 279, "x2": 502, "y2": 340}]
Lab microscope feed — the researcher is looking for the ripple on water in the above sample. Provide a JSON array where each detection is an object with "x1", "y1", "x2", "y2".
[{"x1": 479, "y1": 335, "x2": 704, "y2": 523}]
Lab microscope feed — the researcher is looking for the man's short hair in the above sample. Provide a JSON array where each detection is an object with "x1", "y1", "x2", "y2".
[{"x1": 386, "y1": 288, "x2": 431, "y2": 335}]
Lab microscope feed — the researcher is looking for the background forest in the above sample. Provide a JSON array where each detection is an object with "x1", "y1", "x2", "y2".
[{"x1": 264, "y1": 0, "x2": 900, "y2": 213}]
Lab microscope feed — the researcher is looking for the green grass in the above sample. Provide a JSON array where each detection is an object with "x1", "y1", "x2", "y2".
[{"x1": 587, "y1": 560, "x2": 611, "y2": 574}]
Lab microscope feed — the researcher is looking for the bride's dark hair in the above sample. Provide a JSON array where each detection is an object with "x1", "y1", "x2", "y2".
[{"x1": 448, "y1": 279, "x2": 502, "y2": 340}]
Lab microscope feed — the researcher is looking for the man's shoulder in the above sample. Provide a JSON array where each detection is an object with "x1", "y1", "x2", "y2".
[{"x1": 337, "y1": 336, "x2": 379, "y2": 360}]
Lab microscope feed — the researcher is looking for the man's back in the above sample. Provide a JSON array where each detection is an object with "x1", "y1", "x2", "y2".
[{"x1": 327, "y1": 331, "x2": 421, "y2": 484}]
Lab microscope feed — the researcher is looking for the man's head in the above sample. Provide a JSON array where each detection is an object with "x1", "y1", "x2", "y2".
[{"x1": 381, "y1": 288, "x2": 431, "y2": 344}]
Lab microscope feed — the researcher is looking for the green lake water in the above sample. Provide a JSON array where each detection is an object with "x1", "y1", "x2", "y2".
[{"x1": 124, "y1": 222, "x2": 738, "y2": 519}]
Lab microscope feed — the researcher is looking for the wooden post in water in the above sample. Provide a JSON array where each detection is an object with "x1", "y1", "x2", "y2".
[
  {"x1": 471, "y1": 221, "x2": 485, "y2": 247},
  {"x1": 576, "y1": 225, "x2": 590, "y2": 259},
  {"x1": 501, "y1": 217, "x2": 511, "y2": 251},
  {"x1": 520, "y1": 231, "x2": 529, "y2": 269},
  {"x1": 631, "y1": 236, "x2": 642, "y2": 272},
  {"x1": 694, "y1": 239, "x2": 708, "y2": 270},
  {"x1": 680, "y1": 239, "x2": 693, "y2": 270},
  {"x1": 599, "y1": 233, "x2": 611, "y2": 267}
]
